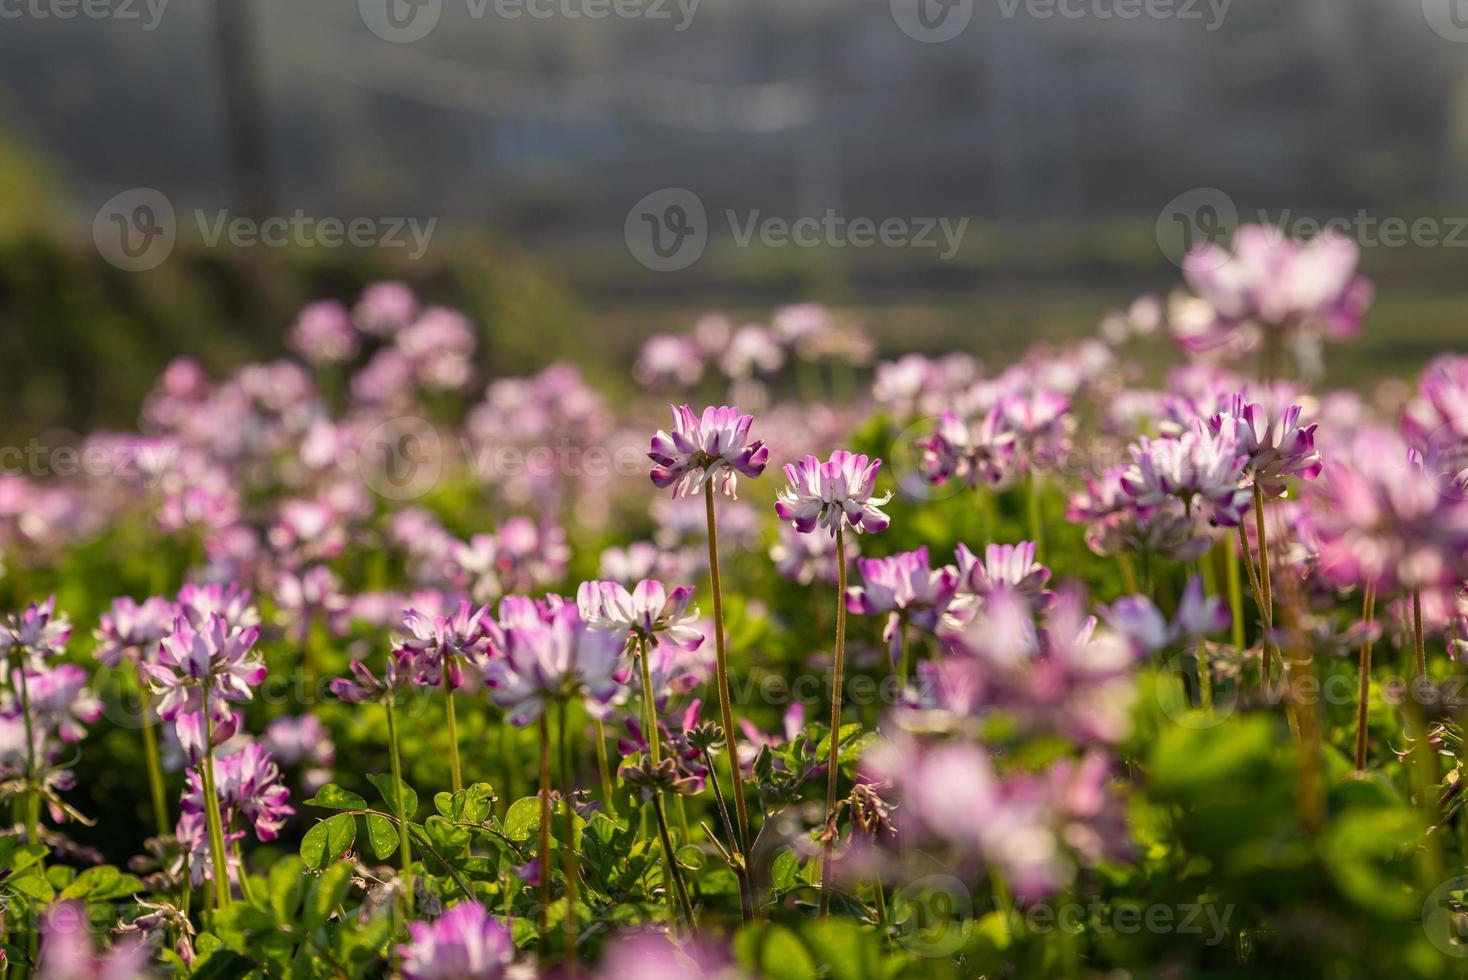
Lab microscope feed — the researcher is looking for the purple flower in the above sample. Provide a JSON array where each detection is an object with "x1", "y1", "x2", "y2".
[
  {"x1": 774, "y1": 451, "x2": 892, "y2": 537},
  {"x1": 916, "y1": 410, "x2": 1016, "y2": 489},
  {"x1": 93, "y1": 596, "x2": 174, "y2": 669},
  {"x1": 996, "y1": 389, "x2": 1074, "y2": 467},
  {"x1": 181, "y1": 742, "x2": 294, "y2": 844},
  {"x1": 1311, "y1": 427, "x2": 1468, "y2": 594},
  {"x1": 396, "y1": 601, "x2": 493, "y2": 689},
  {"x1": 1101, "y1": 577, "x2": 1230, "y2": 656},
  {"x1": 396, "y1": 901, "x2": 514, "y2": 980},
  {"x1": 576, "y1": 579, "x2": 703, "y2": 650},
  {"x1": 141, "y1": 614, "x2": 265, "y2": 762},
  {"x1": 5, "y1": 663, "x2": 102, "y2": 744},
  {"x1": 274, "y1": 565, "x2": 350, "y2": 640},
  {"x1": 1179, "y1": 225, "x2": 1372, "y2": 354},
  {"x1": 594, "y1": 932, "x2": 731, "y2": 979},
  {"x1": 1209, "y1": 395, "x2": 1322, "y2": 499},
  {"x1": 648, "y1": 405, "x2": 769, "y2": 499},
  {"x1": 353, "y1": 280, "x2": 418, "y2": 337},
  {"x1": 846, "y1": 548, "x2": 960, "y2": 663},
  {"x1": 1120, "y1": 423, "x2": 1251, "y2": 527},
  {"x1": 330, "y1": 653, "x2": 412, "y2": 704},
  {"x1": 955, "y1": 541, "x2": 1053, "y2": 609},
  {"x1": 287, "y1": 300, "x2": 358, "y2": 365},
  {"x1": 1, "y1": 596, "x2": 72, "y2": 660},
  {"x1": 175, "y1": 583, "x2": 259, "y2": 634},
  {"x1": 635, "y1": 334, "x2": 705, "y2": 389},
  {"x1": 769, "y1": 522, "x2": 858, "y2": 586},
  {"x1": 36, "y1": 901, "x2": 150, "y2": 980},
  {"x1": 485, "y1": 604, "x2": 627, "y2": 726},
  {"x1": 1403, "y1": 353, "x2": 1468, "y2": 483}
]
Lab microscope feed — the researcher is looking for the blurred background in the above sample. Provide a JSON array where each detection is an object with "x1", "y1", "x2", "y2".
[{"x1": 2, "y1": 0, "x2": 1466, "y2": 437}]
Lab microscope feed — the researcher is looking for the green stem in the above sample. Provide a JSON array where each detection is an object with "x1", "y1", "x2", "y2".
[
  {"x1": 638, "y1": 638, "x2": 684, "y2": 924},
  {"x1": 442, "y1": 667, "x2": 462, "y2": 793},
  {"x1": 200, "y1": 730, "x2": 232, "y2": 909},
  {"x1": 232, "y1": 840, "x2": 256, "y2": 906},
  {"x1": 652, "y1": 791, "x2": 697, "y2": 933},
  {"x1": 536, "y1": 713, "x2": 551, "y2": 955},
  {"x1": 1027, "y1": 474, "x2": 1046, "y2": 563},
  {"x1": 140, "y1": 689, "x2": 170, "y2": 840},
  {"x1": 558, "y1": 701, "x2": 579, "y2": 969},
  {"x1": 1252, "y1": 484, "x2": 1275, "y2": 683},
  {"x1": 1225, "y1": 538, "x2": 1246, "y2": 656},
  {"x1": 1354, "y1": 585, "x2": 1375, "y2": 773},
  {"x1": 1413, "y1": 589, "x2": 1427, "y2": 680},
  {"x1": 592, "y1": 719, "x2": 615, "y2": 817},
  {"x1": 15, "y1": 658, "x2": 37, "y2": 848},
  {"x1": 385, "y1": 699, "x2": 415, "y2": 921},
  {"x1": 820, "y1": 527, "x2": 849, "y2": 918},
  {"x1": 703, "y1": 483, "x2": 754, "y2": 862}
]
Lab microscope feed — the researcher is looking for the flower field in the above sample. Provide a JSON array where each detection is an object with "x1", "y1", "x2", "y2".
[{"x1": 3, "y1": 225, "x2": 1468, "y2": 978}]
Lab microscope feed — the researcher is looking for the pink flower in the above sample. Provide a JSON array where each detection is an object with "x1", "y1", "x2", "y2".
[
  {"x1": 649, "y1": 405, "x2": 769, "y2": 499},
  {"x1": 846, "y1": 548, "x2": 960, "y2": 663},
  {"x1": 397, "y1": 902, "x2": 514, "y2": 980},
  {"x1": 485, "y1": 604, "x2": 627, "y2": 726},
  {"x1": 141, "y1": 614, "x2": 265, "y2": 763},
  {"x1": 1178, "y1": 225, "x2": 1372, "y2": 355},
  {"x1": 36, "y1": 902, "x2": 150, "y2": 980},
  {"x1": 916, "y1": 410, "x2": 1016, "y2": 490},
  {"x1": 1101, "y1": 577, "x2": 1230, "y2": 655},
  {"x1": 5, "y1": 663, "x2": 102, "y2": 744},
  {"x1": 576, "y1": 579, "x2": 703, "y2": 650},
  {"x1": 996, "y1": 390, "x2": 1074, "y2": 467},
  {"x1": 635, "y1": 334, "x2": 705, "y2": 389},
  {"x1": 396, "y1": 601, "x2": 493, "y2": 689},
  {"x1": 1208, "y1": 395, "x2": 1322, "y2": 499},
  {"x1": 1120, "y1": 422, "x2": 1251, "y2": 527},
  {"x1": 774, "y1": 451, "x2": 892, "y2": 537},
  {"x1": 1, "y1": 596, "x2": 72, "y2": 660},
  {"x1": 769, "y1": 522, "x2": 858, "y2": 586},
  {"x1": 955, "y1": 541, "x2": 1053, "y2": 609},
  {"x1": 287, "y1": 300, "x2": 358, "y2": 365},
  {"x1": 353, "y1": 281, "x2": 418, "y2": 336},
  {"x1": 93, "y1": 596, "x2": 174, "y2": 669}
]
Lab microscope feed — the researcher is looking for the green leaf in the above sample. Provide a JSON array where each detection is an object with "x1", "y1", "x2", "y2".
[
  {"x1": 59, "y1": 866, "x2": 140, "y2": 902},
  {"x1": 301, "y1": 861, "x2": 353, "y2": 932},
  {"x1": 300, "y1": 812, "x2": 357, "y2": 870},
  {"x1": 424, "y1": 815, "x2": 471, "y2": 857},
  {"x1": 303, "y1": 784, "x2": 367, "y2": 811},
  {"x1": 435, "y1": 783, "x2": 496, "y2": 823},
  {"x1": 7, "y1": 868, "x2": 55, "y2": 901},
  {"x1": 189, "y1": 949, "x2": 258, "y2": 980},
  {"x1": 365, "y1": 814, "x2": 400, "y2": 861},
  {"x1": 266, "y1": 857, "x2": 306, "y2": 921},
  {"x1": 503, "y1": 797, "x2": 542, "y2": 842},
  {"x1": 368, "y1": 772, "x2": 419, "y2": 821},
  {"x1": 735, "y1": 924, "x2": 819, "y2": 980}
]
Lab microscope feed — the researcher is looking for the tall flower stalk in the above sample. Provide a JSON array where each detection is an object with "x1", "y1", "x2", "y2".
[
  {"x1": 646, "y1": 404, "x2": 768, "y2": 897},
  {"x1": 96, "y1": 595, "x2": 172, "y2": 838},
  {"x1": 774, "y1": 450, "x2": 892, "y2": 917},
  {"x1": 1353, "y1": 585, "x2": 1375, "y2": 773}
]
